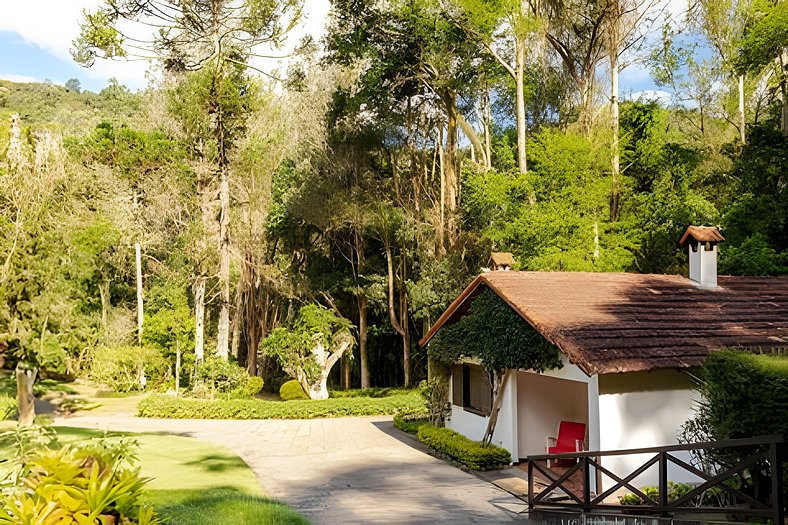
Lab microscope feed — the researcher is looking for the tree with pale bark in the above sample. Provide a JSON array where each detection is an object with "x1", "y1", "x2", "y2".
[{"x1": 261, "y1": 304, "x2": 355, "y2": 400}]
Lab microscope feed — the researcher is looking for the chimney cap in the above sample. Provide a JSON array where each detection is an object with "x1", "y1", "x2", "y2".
[{"x1": 679, "y1": 226, "x2": 725, "y2": 247}]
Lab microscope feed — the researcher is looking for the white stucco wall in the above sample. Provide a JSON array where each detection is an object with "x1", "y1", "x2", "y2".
[
  {"x1": 446, "y1": 370, "x2": 519, "y2": 460},
  {"x1": 598, "y1": 369, "x2": 701, "y2": 490}
]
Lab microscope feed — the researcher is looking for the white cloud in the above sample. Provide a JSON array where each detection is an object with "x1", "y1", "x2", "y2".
[
  {"x1": 0, "y1": 0, "x2": 331, "y2": 90},
  {"x1": 0, "y1": 73, "x2": 40, "y2": 83},
  {"x1": 0, "y1": 0, "x2": 150, "y2": 89},
  {"x1": 626, "y1": 89, "x2": 673, "y2": 104}
]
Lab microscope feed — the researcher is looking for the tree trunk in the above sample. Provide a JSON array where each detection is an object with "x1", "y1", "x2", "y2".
[
  {"x1": 483, "y1": 85, "x2": 493, "y2": 169},
  {"x1": 400, "y1": 282, "x2": 411, "y2": 388},
  {"x1": 98, "y1": 279, "x2": 109, "y2": 332},
  {"x1": 358, "y1": 295, "x2": 370, "y2": 388},
  {"x1": 739, "y1": 74, "x2": 746, "y2": 144},
  {"x1": 385, "y1": 244, "x2": 410, "y2": 387},
  {"x1": 135, "y1": 242, "x2": 143, "y2": 345},
  {"x1": 231, "y1": 273, "x2": 244, "y2": 359},
  {"x1": 781, "y1": 52, "x2": 788, "y2": 137},
  {"x1": 610, "y1": 52, "x2": 621, "y2": 222},
  {"x1": 515, "y1": 38, "x2": 528, "y2": 174},
  {"x1": 15, "y1": 363, "x2": 36, "y2": 426},
  {"x1": 217, "y1": 164, "x2": 230, "y2": 360},
  {"x1": 341, "y1": 354, "x2": 351, "y2": 390},
  {"x1": 194, "y1": 276, "x2": 206, "y2": 363},
  {"x1": 438, "y1": 127, "x2": 446, "y2": 256},
  {"x1": 307, "y1": 337, "x2": 352, "y2": 400},
  {"x1": 457, "y1": 114, "x2": 486, "y2": 167},
  {"x1": 175, "y1": 339, "x2": 181, "y2": 397}
]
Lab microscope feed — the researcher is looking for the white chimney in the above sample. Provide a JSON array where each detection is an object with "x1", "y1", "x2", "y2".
[{"x1": 679, "y1": 226, "x2": 725, "y2": 288}]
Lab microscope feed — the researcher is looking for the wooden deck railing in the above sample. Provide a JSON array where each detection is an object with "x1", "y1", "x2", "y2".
[{"x1": 525, "y1": 435, "x2": 784, "y2": 524}]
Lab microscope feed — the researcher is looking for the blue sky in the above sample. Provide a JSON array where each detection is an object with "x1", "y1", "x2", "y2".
[{"x1": 0, "y1": 0, "x2": 670, "y2": 99}]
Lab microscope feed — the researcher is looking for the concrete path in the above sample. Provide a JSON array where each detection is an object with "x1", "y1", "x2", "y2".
[{"x1": 54, "y1": 414, "x2": 531, "y2": 524}]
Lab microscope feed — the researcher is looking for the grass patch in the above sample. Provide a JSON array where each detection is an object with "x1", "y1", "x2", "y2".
[
  {"x1": 138, "y1": 390, "x2": 423, "y2": 420},
  {"x1": 155, "y1": 488, "x2": 308, "y2": 525},
  {"x1": 51, "y1": 427, "x2": 307, "y2": 524}
]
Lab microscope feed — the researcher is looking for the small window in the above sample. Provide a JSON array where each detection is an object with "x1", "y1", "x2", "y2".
[{"x1": 451, "y1": 364, "x2": 492, "y2": 416}]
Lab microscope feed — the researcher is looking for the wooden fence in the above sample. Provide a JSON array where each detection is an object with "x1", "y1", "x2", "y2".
[{"x1": 526, "y1": 435, "x2": 784, "y2": 524}]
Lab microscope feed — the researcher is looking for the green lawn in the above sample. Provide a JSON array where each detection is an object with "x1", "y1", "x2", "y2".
[{"x1": 50, "y1": 427, "x2": 308, "y2": 525}]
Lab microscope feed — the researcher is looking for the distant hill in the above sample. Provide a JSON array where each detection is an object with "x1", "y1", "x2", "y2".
[{"x1": 0, "y1": 79, "x2": 144, "y2": 137}]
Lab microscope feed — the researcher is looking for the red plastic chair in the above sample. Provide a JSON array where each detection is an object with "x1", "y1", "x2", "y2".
[{"x1": 545, "y1": 421, "x2": 586, "y2": 467}]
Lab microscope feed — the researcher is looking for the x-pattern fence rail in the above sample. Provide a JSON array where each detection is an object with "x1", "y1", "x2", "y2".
[{"x1": 526, "y1": 435, "x2": 784, "y2": 524}]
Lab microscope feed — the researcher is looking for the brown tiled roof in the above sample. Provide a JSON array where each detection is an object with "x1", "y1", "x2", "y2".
[
  {"x1": 679, "y1": 226, "x2": 725, "y2": 245},
  {"x1": 419, "y1": 272, "x2": 788, "y2": 375}
]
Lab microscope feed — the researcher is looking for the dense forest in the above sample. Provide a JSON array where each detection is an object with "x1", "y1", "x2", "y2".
[{"x1": 0, "y1": 0, "x2": 786, "y2": 399}]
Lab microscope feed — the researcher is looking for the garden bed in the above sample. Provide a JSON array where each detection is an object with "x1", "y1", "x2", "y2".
[{"x1": 138, "y1": 390, "x2": 423, "y2": 419}]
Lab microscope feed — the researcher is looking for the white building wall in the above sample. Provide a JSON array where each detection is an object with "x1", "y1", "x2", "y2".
[
  {"x1": 446, "y1": 371, "x2": 519, "y2": 460},
  {"x1": 598, "y1": 369, "x2": 701, "y2": 490}
]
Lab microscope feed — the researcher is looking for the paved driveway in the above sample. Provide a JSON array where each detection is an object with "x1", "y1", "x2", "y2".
[{"x1": 55, "y1": 415, "x2": 529, "y2": 524}]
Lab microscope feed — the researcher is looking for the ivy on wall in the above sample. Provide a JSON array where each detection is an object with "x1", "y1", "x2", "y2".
[{"x1": 427, "y1": 287, "x2": 563, "y2": 372}]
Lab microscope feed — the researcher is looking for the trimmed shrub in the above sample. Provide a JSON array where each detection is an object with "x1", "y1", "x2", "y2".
[
  {"x1": 90, "y1": 345, "x2": 168, "y2": 392},
  {"x1": 695, "y1": 350, "x2": 788, "y2": 440},
  {"x1": 137, "y1": 391, "x2": 423, "y2": 420},
  {"x1": 329, "y1": 387, "x2": 409, "y2": 398},
  {"x1": 393, "y1": 411, "x2": 429, "y2": 434},
  {"x1": 417, "y1": 424, "x2": 511, "y2": 470},
  {"x1": 194, "y1": 356, "x2": 249, "y2": 396},
  {"x1": 244, "y1": 376, "x2": 265, "y2": 397},
  {"x1": 280, "y1": 380, "x2": 309, "y2": 401}
]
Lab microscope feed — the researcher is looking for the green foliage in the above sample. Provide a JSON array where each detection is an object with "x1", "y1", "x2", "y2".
[
  {"x1": 262, "y1": 303, "x2": 355, "y2": 385},
  {"x1": 243, "y1": 376, "x2": 265, "y2": 398},
  {"x1": 420, "y1": 379, "x2": 450, "y2": 425},
  {"x1": 89, "y1": 345, "x2": 168, "y2": 392},
  {"x1": 328, "y1": 387, "x2": 411, "y2": 398},
  {"x1": 691, "y1": 350, "x2": 788, "y2": 440},
  {"x1": 428, "y1": 288, "x2": 563, "y2": 372},
  {"x1": 393, "y1": 411, "x2": 429, "y2": 434},
  {"x1": 618, "y1": 482, "x2": 697, "y2": 505},
  {"x1": 719, "y1": 234, "x2": 788, "y2": 275},
  {"x1": 0, "y1": 435, "x2": 158, "y2": 524},
  {"x1": 417, "y1": 424, "x2": 512, "y2": 470},
  {"x1": 0, "y1": 396, "x2": 16, "y2": 421},
  {"x1": 279, "y1": 379, "x2": 309, "y2": 401},
  {"x1": 194, "y1": 356, "x2": 249, "y2": 397},
  {"x1": 734, "y1": 0, "x2": 788, "y2": 73},
  {"x1": 137, "y1": 391, "x2": 424, "y2": 419}
]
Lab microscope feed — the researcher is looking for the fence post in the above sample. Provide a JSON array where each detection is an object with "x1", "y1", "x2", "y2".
[
  {"x1": 528, "y1": 460, "x2": 534, "y2": 512},
  {"x1": 583, "y1": 456, "x2": 591, "y2": 512},
  {"x1": 770, "y1": 439, "x2": 784, "y2": 525},
  {"x1": 659, "y1": 451, "x2": 669, "y2": 517}
]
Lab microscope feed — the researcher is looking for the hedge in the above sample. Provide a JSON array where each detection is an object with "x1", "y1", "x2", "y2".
[
  {"x1": 137, "y1": 391, "x2": 423, "y2": 420},
  {"x1": 279, "y1": 380, "x2": 309, "y2": 401},
  {"x1": 417, "y1": 424, "x2": 511, "y2": 470},
  {"x1": 698, "y1": 350, "x2": 788, "y2": 439},
  {"x1": 393, "y1": 411, "x2": 429, "y2": 434}
]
